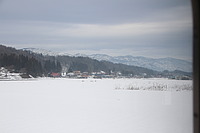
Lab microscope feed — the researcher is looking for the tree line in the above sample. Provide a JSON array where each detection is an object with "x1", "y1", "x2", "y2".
[{"x1": 0, "y1": 53, "x2": 62, "y2": 77}]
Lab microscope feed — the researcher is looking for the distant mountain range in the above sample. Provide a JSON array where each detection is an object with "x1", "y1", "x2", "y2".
[
  {"x1": 22, "y1": 48, "x2": 192, "y2": 72},
  {"x1": 88, "y1": 54, "x2": 192, "y2": 72}
]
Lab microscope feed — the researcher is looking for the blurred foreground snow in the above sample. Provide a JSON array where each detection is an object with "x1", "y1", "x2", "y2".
[{"x1": 0, "y1": 78, "x2": 193, "y2": 133}]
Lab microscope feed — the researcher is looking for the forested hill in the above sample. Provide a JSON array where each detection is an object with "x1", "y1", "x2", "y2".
[
  {"x1": 0, "y1": 45, "x2": 192, "y2": 78},
  {"x1": 55, "y1": 55, "x2": 157, "y2": 76},
  {"x1": 0, "y1": 45, "x2": 62, "y2": 77}
]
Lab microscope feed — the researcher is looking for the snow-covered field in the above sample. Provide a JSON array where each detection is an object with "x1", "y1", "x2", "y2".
[{"x1": 0, "y1": 78, "x2": 193, "y2": 133}]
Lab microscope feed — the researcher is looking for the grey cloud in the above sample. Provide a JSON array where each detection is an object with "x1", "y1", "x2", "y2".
[{"x1": 0, "y1": 0, "x2": 191, "y2": 24}]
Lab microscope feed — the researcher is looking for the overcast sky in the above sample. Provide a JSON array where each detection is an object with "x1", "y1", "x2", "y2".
[{"x1": 0, "y1": 0, "x2": 193, "y2": 61}]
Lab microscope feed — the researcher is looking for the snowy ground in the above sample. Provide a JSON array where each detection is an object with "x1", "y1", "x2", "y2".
[{"x1": 0, "y1": 78, "x2": 193, "y2": 133}]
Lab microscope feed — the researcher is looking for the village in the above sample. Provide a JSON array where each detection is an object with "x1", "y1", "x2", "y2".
[
  {"x1": 50, "y1": 70, "x2": 125, "y2": 79},
  {"x1": 0, "y1": 66, "x2": 144, "y2": 80},
  {"x1": 45, "y1": 70, "x2": 192, "y2": 80},
  {"x1": 0, "y1": 67, "x2": 191, "y2": 80}
]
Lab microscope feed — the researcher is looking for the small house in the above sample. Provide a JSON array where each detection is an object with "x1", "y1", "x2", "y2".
[{"x1": 50, "y1": 72, "x2": 60, "y2": 77}]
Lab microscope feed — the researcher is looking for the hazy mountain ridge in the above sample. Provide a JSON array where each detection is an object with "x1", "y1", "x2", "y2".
[
  {"x1": 88, "y1": 54, "x2": 192, "y2": 72},
  {"x1": 21, "y1": 48, "x2": 192, "y2": 72}
]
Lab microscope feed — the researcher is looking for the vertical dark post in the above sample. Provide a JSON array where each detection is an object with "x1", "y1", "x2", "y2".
[{"x1": 191, "y1": 0, "x2": 199, "y2": 133}]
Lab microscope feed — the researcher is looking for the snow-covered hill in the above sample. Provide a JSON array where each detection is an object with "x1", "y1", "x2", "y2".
[
  {"x1": 22, "y1": 48, "x2": 192, "y2": 72},
  {"x1": 22, "y1": 48, "x2": 62, "y2": 56},
  {"x1": 22, "y1": 48, "x2": 87, "y2": 57},
  {"x1": 89, "y1": 54, "x2": 192, "y2": 72}
]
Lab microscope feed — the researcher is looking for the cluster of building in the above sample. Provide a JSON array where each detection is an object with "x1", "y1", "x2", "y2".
[
  {"x1": 49, "y1": 70, "x2": 192, "y2": 80},
  {"x1": 1, "y1": 66, "x2": 191, "y2": 80},
  {"x1": 49, "y1": 70, "x2": 123, "y2": 79},
  {"x1": 0, "y1": 67, "x2": 26, "y2": 80}
]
